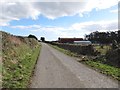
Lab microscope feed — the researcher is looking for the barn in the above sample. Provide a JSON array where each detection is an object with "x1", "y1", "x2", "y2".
[{"x1": 58, "y1": 37, "x2": 83, "y2": 43}]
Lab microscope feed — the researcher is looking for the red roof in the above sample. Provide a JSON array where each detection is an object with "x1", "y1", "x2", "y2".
[{"x1": 58, "y1": 38, "x2": 83, "y2": 43}]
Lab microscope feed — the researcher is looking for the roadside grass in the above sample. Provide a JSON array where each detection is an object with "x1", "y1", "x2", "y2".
[
  {"x1": 2, "y1": 43, "x2": 41, "y2": 88},
  {"x1": 50, "y1": 44, "x2": 120, "y2": 81},
  {"x1": 83, "y1": 60, "x2": 120, "y2": 81}
]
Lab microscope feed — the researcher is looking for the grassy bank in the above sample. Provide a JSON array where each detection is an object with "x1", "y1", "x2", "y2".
[
  {"x1": 50, "y1": 44, "x2": 120, "y2": 81},
  {"x1": 2, "y1": 31, "x2": 41, "y2": 88}
]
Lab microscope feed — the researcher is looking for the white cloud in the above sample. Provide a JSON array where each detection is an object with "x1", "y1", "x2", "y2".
[
  {"x1": 33, "y1": 2, "x2": 86, "y2": 19},
  {"x1": 0, "y1": 20, "x2": 9, "y2": 26},
  {"x1": 0, "y1": 2, "x2": 40, "y2": 26},
  {"x1": 110, "y1": 9, "x2": 118, "y2": 13},
  {"x1": 11, "y1": 24, "x2": 41, "y2": 29},
  {"x1": 11, "y1": 20, "x2": 118, "y2": 32},
  {"x1": 10, "y1": 20, "x2": 118, "y2": 40},
  {"x1": 0, "y1": 0, "x2": 118, "y2": 26},
  {"x1": 87, "y1": 0, "x2": 118, "y2": 10},
  {"x1": 71, "y1": 20, "x2": 118, "y2": 32}
]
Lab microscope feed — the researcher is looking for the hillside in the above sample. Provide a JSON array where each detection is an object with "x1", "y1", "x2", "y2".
[{"x1": 1, "y1": 31, "x2": 41, "y2": 88}]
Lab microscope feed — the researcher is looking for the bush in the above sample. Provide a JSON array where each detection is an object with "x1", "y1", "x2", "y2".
[
  {"x1": 28, "y1": 34, "x2": 38, "y2": 40},
  {"x1": 105, "y1": 48, "x2": 120, "y2": 68}
]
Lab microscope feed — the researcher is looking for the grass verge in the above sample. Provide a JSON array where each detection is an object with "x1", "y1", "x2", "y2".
[
  {"x1": 50, "y1": 44, "x2": 120, "y2": 81},
  {"x1": 82, "y1": 60, "x2": 120, "y2": 81},
  {"x1": 3, "y1": 44, "x2": 41, "y2": 88}
]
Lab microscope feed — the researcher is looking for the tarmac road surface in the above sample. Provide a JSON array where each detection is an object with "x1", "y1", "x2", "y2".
[{"x1": 30, "y1": 43, "x2": 119, "y2": 88}]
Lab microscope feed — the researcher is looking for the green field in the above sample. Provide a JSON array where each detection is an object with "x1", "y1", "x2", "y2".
[{"x1": 93, "y1": 45, "x2": 111, "y2": 55}]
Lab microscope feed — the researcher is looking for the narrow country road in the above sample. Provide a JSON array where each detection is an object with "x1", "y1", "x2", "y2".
[{"x1": 30, "y1": 43, "x2": 118, "y2": 88}]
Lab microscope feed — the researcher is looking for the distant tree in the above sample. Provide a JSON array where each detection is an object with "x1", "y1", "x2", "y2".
[
  {"x1": 28, "y1": 34, "x2": 38, "y2": 40},
  {"x1": 41, "y1": 37, "x2": 45, "y2": 42},
  {"x1": 112, "y1": 40, "x2": 118, "y2": 49},
  {"x1": 118, "y1": 30, "x2": 120, "y2": 43},
  {"x1": 85, "y1": 31, "x2": 118, "y2": 44}
]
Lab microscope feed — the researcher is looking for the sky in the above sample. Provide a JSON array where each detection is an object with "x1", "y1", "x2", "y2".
[{"x1": 0, "y1": 0, "x2": 119, "y2": 41}]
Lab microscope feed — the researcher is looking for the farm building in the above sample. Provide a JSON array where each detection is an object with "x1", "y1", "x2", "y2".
[
  {"x1": 58, "y1": 37, "x2": 83, "y2": 43},
  {"x1": 74, "y1": 41, "x2": 92, "y2": 45}
]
